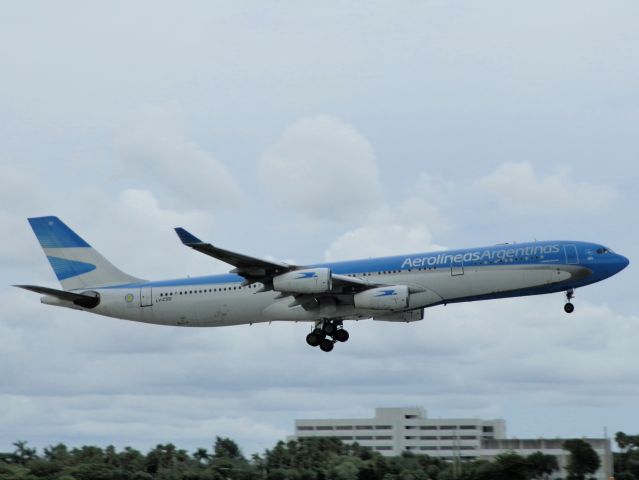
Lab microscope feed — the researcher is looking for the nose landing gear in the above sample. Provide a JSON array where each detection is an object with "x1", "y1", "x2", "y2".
[
  {"x1": 305, "y1": 319, "x2": 349, "y2": 352},
  {"x1": 564, "y1": 289, "x2": 575, "y2": 313}
]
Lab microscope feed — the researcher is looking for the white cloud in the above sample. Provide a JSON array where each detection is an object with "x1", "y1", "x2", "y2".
[
  {"x1": 116, "y1": 106, "x2": 244, "y2": 210},
  {"x1": 325, "y1": 210, "x2": 445, "y2": 261},
  {"x1": 478, "y1": 162, "x2": 617, "y2": 214},
  {"x1": 258, "y1": 115, "x2": 382, "y2": 222},
  {"x1": 325, "y1": 178, "x2": 448, "y2": 261}
]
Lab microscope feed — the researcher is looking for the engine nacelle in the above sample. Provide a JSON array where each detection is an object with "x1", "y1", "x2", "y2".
[
  {"x1": 353, "y1": 285, "x2": 409, "y2": 311},
  {"x1": 273, "y1": 268, "x2": 332, "y2": 294}
]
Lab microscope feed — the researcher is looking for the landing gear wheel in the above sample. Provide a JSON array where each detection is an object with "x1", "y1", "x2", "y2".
[
  {"x1": 564, "y1": 302, "x2": 575, "y2": 314},
  {"x1": 334, "y1": 329, "x2": 349, "y2": 343},
  {"x1": 319, "y1": 339, "x2": 334, "y2": 352},
  {"x1": 306, "y1": 332, "x2": 321, "y2": 347},
  {"x1": 323, "y1": 322, "x2": 336, "y2": 335}
]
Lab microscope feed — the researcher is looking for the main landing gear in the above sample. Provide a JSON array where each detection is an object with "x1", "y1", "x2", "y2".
[
  {"x1": 564, "y1": 288, "x2": 575, "y2": 314},
  {"x1": 306, "y1": 320, "x2": 349, "y2": 352}
]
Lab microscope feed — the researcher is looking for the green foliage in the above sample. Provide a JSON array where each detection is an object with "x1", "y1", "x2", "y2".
[
  {"x1": 526, "y1": 451, "x2": 559, "y2": 480},
  {"x1": 12, "y1": 441, "x2": 37, "y2": 466},
  {"x1": 563, "y1": 439, "x2": 601, "y2": 480},
  {"x1": 0, "y1": 435, "x2": 610, "y2": 480},
  {"x1": 616, "y1": 432, "x2": 639, "y2": 480}
]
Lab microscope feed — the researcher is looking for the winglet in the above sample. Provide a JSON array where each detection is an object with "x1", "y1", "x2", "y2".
[{"x1": 174, "y1": 227, "x2": 203, "y2": 245}]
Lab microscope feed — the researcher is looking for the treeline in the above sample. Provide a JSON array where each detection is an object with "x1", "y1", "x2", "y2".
[{"x1": 0, "y1": 432, "x2": 635, "y2": 480}]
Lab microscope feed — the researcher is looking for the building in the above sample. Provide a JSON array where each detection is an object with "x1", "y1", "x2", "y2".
[
  {"x1": 481, "y1": 438, "x2": 613, "y2": 480},
  {"x1": 294, "y1": 407, "x2": 506, "y2": 458},
  {"x1": 292, "y1": 407, "x2": 613, "y2": 480}
]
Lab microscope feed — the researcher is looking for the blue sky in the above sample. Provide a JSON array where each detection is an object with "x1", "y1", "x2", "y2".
[{"x1": 1, "y1": 0, "x2": 638, "y2": 456}]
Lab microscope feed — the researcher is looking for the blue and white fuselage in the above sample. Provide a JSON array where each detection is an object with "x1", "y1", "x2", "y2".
[{"x1": 18, "y1": 217, "x2": 629, "y2": 352}]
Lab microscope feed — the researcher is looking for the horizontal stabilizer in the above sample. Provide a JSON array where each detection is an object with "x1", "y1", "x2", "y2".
[{"x1": 14, "y1": 285, "x2": 100, "y2": 308}]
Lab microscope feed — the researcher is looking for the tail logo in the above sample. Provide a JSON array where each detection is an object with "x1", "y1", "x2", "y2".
[
  {"x1": 46, "y1": 256, "x2": 96, "y2": 281},
  {"x1": 375, "y1": 289, "x2": 398, "y2": 297}
]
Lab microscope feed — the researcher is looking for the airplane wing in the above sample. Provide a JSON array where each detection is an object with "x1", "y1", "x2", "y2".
[
  {"x1": 174, "y1": 227, "x2": 382, "y2": 292},
  {"x1": 174, "y1": 227, "x2": 292, "y2": 281}
]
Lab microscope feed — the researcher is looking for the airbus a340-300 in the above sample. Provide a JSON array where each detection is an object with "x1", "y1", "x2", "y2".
[{"x1": 16, "y1": 217, "x2": 629, "y2": 352}]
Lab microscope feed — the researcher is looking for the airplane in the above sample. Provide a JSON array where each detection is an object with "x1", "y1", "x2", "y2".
[{"x1": 15, "y1": 216, "x2": 629, "y2": 352}]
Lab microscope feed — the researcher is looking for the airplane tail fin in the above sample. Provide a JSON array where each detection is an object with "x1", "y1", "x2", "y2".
[{"x1": 28, "y1": 216, "x2": 144, "y2": 290}]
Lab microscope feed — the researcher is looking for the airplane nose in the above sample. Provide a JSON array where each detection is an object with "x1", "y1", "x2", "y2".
[
  {"x1": 610, "y1": 253, "x2": 630, "y2": 275},
  {"x1": 619, "y1": 254, "x2": 630, "y2": 270}
]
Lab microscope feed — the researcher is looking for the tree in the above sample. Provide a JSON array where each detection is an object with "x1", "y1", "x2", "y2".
[
  {"x1": 43, "y1": 443, "x2": 70, "y2": 464},
  {"x1": 146, "y1": 443, "x2": 179, "y2": 473},
  {"x1": 616, "y1": 432, "x2": 639, "y2": 480},
  {"x1": 477, "y1": 452, "x2": 530, "y2": 480},
  {"x1": 118, "y1": 446, "x2": 146, "y2": 473},
  {"x1": 69, "y1": 445, "x2": 105, "y2": 465},
  {"x1": 12, "y1": 441, "x2": 37, "y2": 465},
  {"x1": 194, "y1": 448, "x2": 211, "y2": 464},
  {"x1": 526, "y1": 451, "x2": 559, "y2": 480},
  {"x1": 563, "y1": 439, "x2": 600, "y2": 480},
  {"x1": 213, "y1": 437, "x2": 243, "y2": 461}
]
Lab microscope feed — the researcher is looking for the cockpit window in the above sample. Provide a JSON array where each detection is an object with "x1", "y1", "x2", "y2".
[{"x1": 596, "y1": 247, "x2": 613, "y2": 254}]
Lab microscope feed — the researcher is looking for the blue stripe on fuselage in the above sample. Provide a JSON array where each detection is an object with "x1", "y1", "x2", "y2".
[{"x1": 102, "y1": 240, "x2": 605, "y2": 290}]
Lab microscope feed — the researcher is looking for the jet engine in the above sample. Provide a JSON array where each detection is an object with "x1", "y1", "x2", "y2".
[
  {"x1": 273, "y1": 268, "x2": 332, "y2": 294},
  {"x1": 353, "y1": 285, "x2": 409, "y2": 310}
]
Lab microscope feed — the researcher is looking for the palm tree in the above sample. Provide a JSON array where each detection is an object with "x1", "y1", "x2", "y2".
[
  {"x1": 13, "y1": 441, "x2": 37, "y2": 465},
  {"x1": 194, "y1": 448, "x2": 210, "y2": 464}
]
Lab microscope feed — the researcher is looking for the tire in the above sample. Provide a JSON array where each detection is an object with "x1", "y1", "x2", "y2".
[
  {"x1": 306, "y1": 332, "x2": 320, "y2": 347},
  {"x1": 564, "y1": 302, "x2": 575, "y2": 314},
  {"x1": 319, "y1": 339, "x2": 334, "y2": 352},
  {"x1": 334, "y1": 329, "x2": 349, "y2": 343},
  {"x1": 323, "y1": 322, "x2": 336, "y2": 334}
]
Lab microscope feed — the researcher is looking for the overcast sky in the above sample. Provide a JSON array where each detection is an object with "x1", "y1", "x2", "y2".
[{"x1": 1, "y1": 0, "x2": 638, "y2": 456}]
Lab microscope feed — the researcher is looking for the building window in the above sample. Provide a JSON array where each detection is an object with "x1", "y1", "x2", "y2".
[
  {"x1": 356, "y1": 436, "x2": 373, "y2": 440},
  {"x1": 460, "y1": 425, "x2": 476, "y2": 430},
  {"x1": 482, "y1": 426, "x2": 494, "y2": 433},
  {"x1": 376, "y1": 436, "x2": 392, "y2": 440},
  {"x1": 460, "y1": 436, "x2": 477, "y2": 440},
  {"x1": 316, "y1": 426, "x2": 333, "y2": 431},
  {"x1": 420, "y1": 446, "x2": 438, "y2": 451},
  {"x1": 440, "y1": 425, "x2": 456, "y2": 430},
  {"x1": 405, "y1": 415, "x2": 418, "y2": 419},
  {"x1": 376, "y1": 446, "x2": 392, "y2": 451},
  {"x1": 356, "y1": 425, "x2": 374, "y2": 430},
  {"x1": 297, "y1": 426, "x2": 313, "y2": 431},
  {"x1": 420, "y1": 436, "x2": 437, "y2": 440},
  {"x1": 420, "y1": 426, "x2": 437, "y2": 430},
  {"x1": 336, "y1": 426, "x2": 352, "y2": 430},
  {"x1": 375, "y1": 425, "x2": 392, "y2": 430}
]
